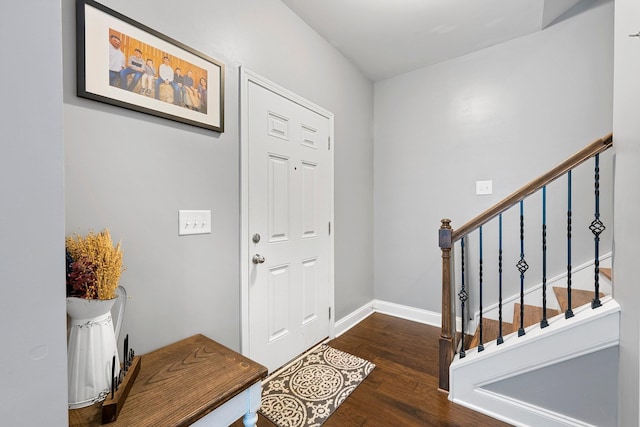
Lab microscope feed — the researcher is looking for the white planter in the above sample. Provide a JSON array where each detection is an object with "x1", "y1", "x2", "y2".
[{"x1": 67, "y1": 296, "x2": 122, "y2": 409}]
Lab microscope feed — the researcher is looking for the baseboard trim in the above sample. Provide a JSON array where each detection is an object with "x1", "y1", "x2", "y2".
[
  {"x1": 334, "y1": 301, "x2": 376, "y2": 337},
  {"x1": 372, "y1": 300, "x2": 442, "y2": 326},
  {"x1": 335, "y1": 299, "x2": 462, "y2": 337},
  {"x1": 453, "y1": 389, "x2": 597, "y2": 427}
]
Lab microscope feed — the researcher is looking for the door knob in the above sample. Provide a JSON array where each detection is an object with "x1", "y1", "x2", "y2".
[{"x1": 252, "y1": 254, "x2": 265, "y2": 264}]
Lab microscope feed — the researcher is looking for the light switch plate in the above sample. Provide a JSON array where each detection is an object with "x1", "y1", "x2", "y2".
[
  {"x1": 178, "y1": 210, "x2": 211, "y2": 236},
  {"x1": 476, "y1": 180, "x2": 493, "y2": 195}
]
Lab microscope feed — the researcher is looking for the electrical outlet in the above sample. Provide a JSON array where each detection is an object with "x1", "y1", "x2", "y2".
[
  {"x1": 476, "y1": 180, "x2": 493, "y2": 195},
  {"x1": 178, "y1": 210, "x2": 211, "y2": 236}
]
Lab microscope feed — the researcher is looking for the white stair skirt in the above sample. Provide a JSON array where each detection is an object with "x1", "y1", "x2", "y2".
[{"x1": 449, "y1": 298, "x2": 620, "y2": 427}]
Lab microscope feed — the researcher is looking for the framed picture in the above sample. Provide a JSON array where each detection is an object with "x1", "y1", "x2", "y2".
[{"x1": 76, "y1": 0, "x2": 224, "y2": 132}]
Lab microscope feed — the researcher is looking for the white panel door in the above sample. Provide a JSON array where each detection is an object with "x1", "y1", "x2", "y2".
[{"x1": 242, "y1": 71, "x2": 333, "y2": 373}]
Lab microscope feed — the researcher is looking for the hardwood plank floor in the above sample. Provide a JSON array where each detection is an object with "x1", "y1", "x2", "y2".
[{"x1": 231, "y1": 313, "x2": 511, "y2": 427}]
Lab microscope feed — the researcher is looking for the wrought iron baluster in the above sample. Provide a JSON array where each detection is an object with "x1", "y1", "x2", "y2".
[
  {"x1": 478, "y1": 226, "x2": 484, "y2": 352},
  {"x1": 541, "y1": 186, "x2": 549, "y2": 328},
  {"x1": 566, "y1": 170, "x2": 574, "y2": 319},
  {"x1": 590, "y1": 154, "x2": 604, "y2": 309},
  {"x1": 459, "y1": 237, "x2": 467, "y2": 359},
  {"x1": 497, "y1": 214, "x2": 504, "y2": 345},
  {"x1": 516, "y1": 201, "x2": 529, "y2": 336}
]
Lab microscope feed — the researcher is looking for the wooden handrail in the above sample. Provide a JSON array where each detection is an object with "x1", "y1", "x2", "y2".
[{"x1": 451, "y1": 133, "x2": 612, "y2": 242}]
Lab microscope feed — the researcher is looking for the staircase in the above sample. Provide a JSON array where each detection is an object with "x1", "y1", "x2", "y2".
[{"x1": 438, "y1": 134, "x2": 618, "y2": 426}]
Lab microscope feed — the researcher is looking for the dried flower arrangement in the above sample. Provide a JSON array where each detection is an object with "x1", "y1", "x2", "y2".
[{"x1": 66, "y1": 229, "x2": 125, "y2": 300}]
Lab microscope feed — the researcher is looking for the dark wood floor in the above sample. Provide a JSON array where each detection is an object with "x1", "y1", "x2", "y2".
[{"x1": 232, "y1": 313, "x2": 511, "y2": 427}]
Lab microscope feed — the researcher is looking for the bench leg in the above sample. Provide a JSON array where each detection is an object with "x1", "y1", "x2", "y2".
[
  {"x1": 242, "y1": 411, "x2": 258, "y2": 427},
  {"x1": 243, "y1": 381, "x2": 262, "y2": 427}
]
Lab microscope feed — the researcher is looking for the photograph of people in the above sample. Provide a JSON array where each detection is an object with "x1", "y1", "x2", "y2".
[{"x1": 104, "y1": 29, "x2": 212, "y2": 116}]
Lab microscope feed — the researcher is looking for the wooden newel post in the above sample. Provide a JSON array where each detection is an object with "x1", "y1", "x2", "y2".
[{"x1": 438, "y1": 218, "x2": 454, "y2": 392}]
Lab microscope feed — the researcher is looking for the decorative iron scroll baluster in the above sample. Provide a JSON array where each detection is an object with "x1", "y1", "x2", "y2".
[
  {"x1": 516, "y1": 201, "x2": 529, "y2": 336},
  {"x1": 478, "y1": 226, "x2": 484, "y2": 352},
  {"x1": 566, "y1": 171, "x2": 574, "y2": 319},
  {"x1": 541, "y1": 186, "x2": 549, "y2": 328},
  {"x1": 458, "y1": 237, "x2": 467, "y2": 359},
  {"x1": 497, "y1": 214, "x2": 504, "y2": 345},
  {"x1": 590, "y1": 154, "x2": 604, "y2": 309}
]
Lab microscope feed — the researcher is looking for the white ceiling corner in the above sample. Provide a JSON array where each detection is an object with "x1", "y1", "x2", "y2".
[
  {"x1": 542, "y1": 0, "x2": 584, "y2": 28},
  {"x1": 281, "y1": 0, "x2": 585, "y2": 81}
]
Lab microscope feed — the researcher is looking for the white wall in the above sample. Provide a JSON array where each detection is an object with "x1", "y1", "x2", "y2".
[
  {"x1": 62, "y1": 0, "x2": 374, "y2": 356},
  {"x1": 612, "y1": 0, "x2": 640, "y2": 424},
  {"x1": 0, "y1": 1, "x2": 68, "y2": 425},
  {"x1": 373, "y1": 0, "x2": 614, "y2": 313}
]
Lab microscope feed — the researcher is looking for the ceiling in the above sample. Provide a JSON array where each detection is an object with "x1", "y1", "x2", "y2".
[{"x1": 281, "y1": 0, "x2": 584, "y2": 81}]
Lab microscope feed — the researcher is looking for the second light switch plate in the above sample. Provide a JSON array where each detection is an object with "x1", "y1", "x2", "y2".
[{"x1": 178, "y1": 210, "x2": 211, "y2": 236}]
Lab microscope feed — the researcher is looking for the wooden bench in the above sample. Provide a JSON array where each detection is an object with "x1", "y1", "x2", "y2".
[{"x1": 69, "y1": 334, "x2": 267, "y2": 427}]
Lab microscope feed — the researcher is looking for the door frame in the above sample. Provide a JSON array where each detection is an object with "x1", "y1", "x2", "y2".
[{"x1": 239, "y1": 67, "x2": 335, "y2": 359}]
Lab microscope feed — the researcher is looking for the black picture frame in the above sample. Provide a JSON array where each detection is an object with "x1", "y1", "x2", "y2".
[{"x1": 76, "y1": 0, "x2": 224, "y2": 132}]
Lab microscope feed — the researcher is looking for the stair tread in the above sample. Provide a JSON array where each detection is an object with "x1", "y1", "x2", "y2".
[
  {"x1": 553, "y1": 287, "x2": 606, "y2": 313},
  {"x1": 512, "y1": 303, "x2": 560, "y2": 331},
  {"x1": 469, "y1": 318, "x2": 514, "y2": 349},
  {"x1": 467, "y1": 272, "x2": 611, "y2": 351}
]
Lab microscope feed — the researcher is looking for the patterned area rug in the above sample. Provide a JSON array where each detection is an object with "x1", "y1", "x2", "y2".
[{"x1": 260, "y1": 344, "x2": 375, "y2": 427}]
